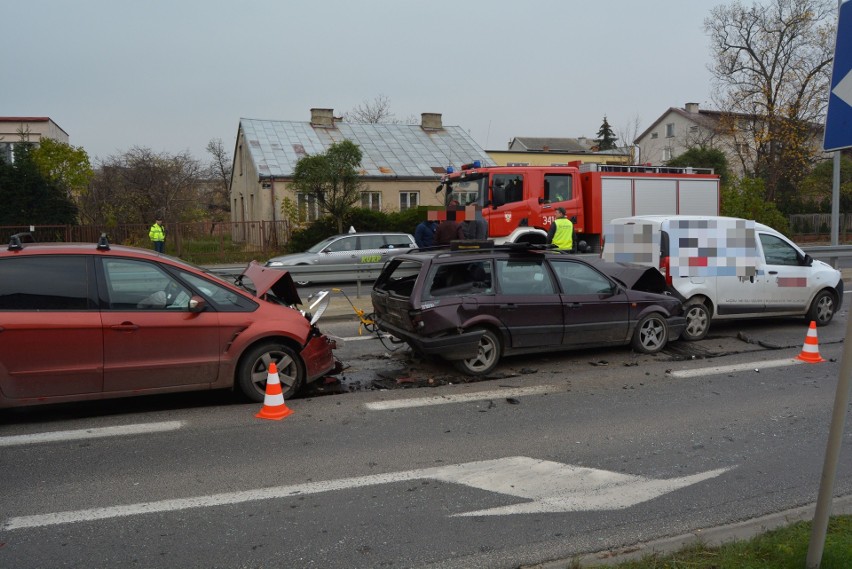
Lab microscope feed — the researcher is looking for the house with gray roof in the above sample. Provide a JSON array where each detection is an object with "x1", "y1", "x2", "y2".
[
  {"x1": 635, "y1": 102, "x2": 826, "y2": 177},
  {"x1": 229, "y1": 109, "x2": 494, "y2": 229}
]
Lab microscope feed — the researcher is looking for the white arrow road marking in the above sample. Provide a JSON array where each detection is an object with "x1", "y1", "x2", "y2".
[
  {"x1": 431, "y1": 457, "x2": 731, "y2": 516},
  {"x1": 833, "y1": 69, "x2": 852, "y2": 107},
  {"x1": 0, "y1": 421, "x2": 185, "y2": 447},
  {"x1": 3, "y1": 456, "x2": 730, "y2": 530}
]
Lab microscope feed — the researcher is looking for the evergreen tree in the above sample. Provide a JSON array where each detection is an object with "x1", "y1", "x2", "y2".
[
  {"x1": 0, "y1": 144, "x2": 77, "y2": 225},
  {"x1": 594, "y1": 116, "x2": 618, "y2": 151}
]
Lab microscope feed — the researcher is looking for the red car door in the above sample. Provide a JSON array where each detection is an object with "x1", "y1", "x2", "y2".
[
  {"x1": 0, "y1": 255, "x2": 103, "y2": 400},
  {"x1": 99, "y1": 258, "x2": 221, "y2": 393}
]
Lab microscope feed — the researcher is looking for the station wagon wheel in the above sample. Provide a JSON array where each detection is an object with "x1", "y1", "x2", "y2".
[
  {"x1": 453, "y1": 328, "x2": 501, "y2": 376},
  {"x1": 632, "y1": 313, "x2": 668, "y2": 354},
  {"x1": 806, "y1": 290, "x2": 835, "y2": 326},
  {"x1": 682, "y1": 301, "x2": 710, "y2": 341},
  {"x1": 237, "y1": 342, "x2": 305, "y2": 402}
]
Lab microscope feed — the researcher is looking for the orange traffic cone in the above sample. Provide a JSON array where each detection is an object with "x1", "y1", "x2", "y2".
[
  {"x1": 255, "y1": 362, "x2": 294, "y2": 420},
  {"x1": 796, "y1": 321, "x2": 825, "y2": 364}
]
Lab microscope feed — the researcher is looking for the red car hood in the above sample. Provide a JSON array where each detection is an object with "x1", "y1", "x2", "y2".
[{"x1": 241, "y1": 261, "x2": 303, "y2": 305}]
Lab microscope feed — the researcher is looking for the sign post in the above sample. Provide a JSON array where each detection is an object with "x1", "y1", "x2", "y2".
[
  {"x1": 809, "y1": 6, "x2": 852, "y2": 567},
  {"x1": 823, "y1": 1, "x2": 852, "y2": 151}
]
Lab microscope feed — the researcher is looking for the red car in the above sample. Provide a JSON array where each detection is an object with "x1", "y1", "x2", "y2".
[{"x1": 0, "y1": 235, "x2": 338, "y2": 408}]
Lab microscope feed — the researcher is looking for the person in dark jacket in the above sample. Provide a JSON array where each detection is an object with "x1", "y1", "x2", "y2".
[
  {"x1": 414, "y1": 219, "x2": 437, "y2": 248},
  {"x1": 435, "y1": 219, "x2": 464, "y2": 245}
]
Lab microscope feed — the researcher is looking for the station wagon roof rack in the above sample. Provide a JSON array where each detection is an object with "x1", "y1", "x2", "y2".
[
  {"x1": 448, "y1": 240, "x2": 556, "y2": 252},
  {"x1": 7, "y1": 232, "x2": 35, "y2": 251},
  {"x1": 97, "y1": 233, "x2": 110, "y2": 250}
]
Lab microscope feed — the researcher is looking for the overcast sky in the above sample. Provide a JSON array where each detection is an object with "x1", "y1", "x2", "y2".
[{"x1": 4, "y1": 0, "x2": 719, "y2": 163}]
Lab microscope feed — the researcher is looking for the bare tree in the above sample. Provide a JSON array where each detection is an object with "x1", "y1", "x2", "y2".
[
  {"x1": 205, "y1": 138, "x2": 232, "y2": 221},
  {"x1": 343, "y1": 94, "x2": 398, "y2": 124},
  {"x1": 85, "y1": 147, "x2": 204, "y2": 225},
  {"x1": 616, "y1": 114, "x2": 644, "y2": 164},
  {"x1": 705, "y1": 0, "x2": 835, "y2": 200}
]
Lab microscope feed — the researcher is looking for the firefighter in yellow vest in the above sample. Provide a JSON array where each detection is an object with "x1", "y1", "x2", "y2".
[{"x1": 547, "y1": 207, "x2": 574, "y2": 251}]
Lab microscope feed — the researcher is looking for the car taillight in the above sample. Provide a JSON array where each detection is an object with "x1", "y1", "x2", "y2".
[{"x1": 660, "y1": 255, "x2": 672, "y2": 286}]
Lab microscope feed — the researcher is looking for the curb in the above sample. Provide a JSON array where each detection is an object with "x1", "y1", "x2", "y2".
[{"x1": 531, "y1": 495, "x2": 852, "y2": 568}]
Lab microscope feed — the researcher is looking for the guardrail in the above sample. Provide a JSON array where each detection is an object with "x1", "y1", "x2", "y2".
[
  {"x1": 209, "y1": 263, "x2": 385, "y2": 297},
  {"x1": 801, "y1": 245, "x2": 852, "y2": 268},
  {"x1": 209, "y1": 245, "x2": 852, "y2": 296}
]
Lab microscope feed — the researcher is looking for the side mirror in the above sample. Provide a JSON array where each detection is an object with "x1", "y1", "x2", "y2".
[
  {"x1": 803, "y1": 253, "x2": 814, "y2": 267},
  {"x1": 188, "y1": 295, "x2": 207, "y2": 313}
]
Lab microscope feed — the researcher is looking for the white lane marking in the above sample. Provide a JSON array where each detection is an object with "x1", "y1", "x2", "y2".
[
  {"x1": 670, "y1": 358, "x2": 803, "y2": 379},
  {"x1": 364, "y1": 385, "x2": 555, "y2": 411},
  {"x1": 3, "y1": 456, "x2": 730, "y2": 529},
  {"x1": 0, "y1": 421, "x2": 185, "y2": 447}
]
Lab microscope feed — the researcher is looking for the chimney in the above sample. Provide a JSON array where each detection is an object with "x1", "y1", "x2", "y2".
[
  {"x1": 310, "y1": 108, "x2": 335, "y2": 127},
  {"x1": 685, "y1": 102, "x2": 699, "y2": 114},
  {"x1": 421, "y1": 113, "x2": 443, "y2": 130}
]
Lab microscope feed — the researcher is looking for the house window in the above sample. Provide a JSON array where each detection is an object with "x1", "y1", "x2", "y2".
[
  {"x1": 663, "y1": 147, "x2": 673, "y2": 161},
  {"x1": 297, "y1": 192, "x2": 322, "y2": 222},
  {"x1": 666, "y1": 123, "x2": 675, "y2": 138},
  {"x1": 689, "y1": 125, "x2": 699, "y2": 133},
  {"x1": 650, "y1": 133, "x2": 658, "y2": 139},
  {"x1": 400, "y1": 191, "x2": 419, "y2": 210},
  {"x1": 361, "y1": 192, "x2": 382, "y2": 211}
]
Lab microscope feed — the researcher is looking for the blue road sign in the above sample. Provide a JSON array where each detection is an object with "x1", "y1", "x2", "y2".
[{"x1": 825, "y1": 1, "x2": 852, "y2": 151}]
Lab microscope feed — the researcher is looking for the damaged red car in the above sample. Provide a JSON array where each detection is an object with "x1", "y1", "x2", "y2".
[
  {"x1": 0, "y1": 235, "x2": 338, "y2": 408},
  {"x1": 371, "y1": 243, "x2": 686, "y2": 375}
]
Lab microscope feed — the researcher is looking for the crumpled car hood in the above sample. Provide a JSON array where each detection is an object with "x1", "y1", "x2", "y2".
[
  {"x1": 241, "y1": 261, "x2": 303, "y2": 304},
  {"x1": 585, "y1": 258, "x2": 667, "y2": 294}
]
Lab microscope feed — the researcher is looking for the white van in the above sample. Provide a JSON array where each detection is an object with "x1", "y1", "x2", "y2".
[{"x1": 602, "y1": 215, "x2": 844, "y2": 340}]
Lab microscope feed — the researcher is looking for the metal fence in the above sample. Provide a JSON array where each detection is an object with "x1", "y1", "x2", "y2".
[
  {"x1": 3, "y1": 216, "x2": 851, "y2": 266},
  {"x1": 789, "y1": 213, "x2": 852, "y2": 238},
  {"x1": 0, "y1": 220, "x2": 294, "y2": 265}
]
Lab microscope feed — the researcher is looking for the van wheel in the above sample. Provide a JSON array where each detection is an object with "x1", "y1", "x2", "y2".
[
  {"x1": 806, "y1": 290, "x2": 835, "y2": 326},
  {"x1": 236, "y1": 342, "x2": 304, "y2": 402},
  {"x1": 632, "y1": 313, "x2": 668, "y2": 354},
  {"x1": 682, "y1": 301, "x2": 711, "y2": 341},
  {"x1": 453, "y1": 329, "x2": 501, "y2": 376}
]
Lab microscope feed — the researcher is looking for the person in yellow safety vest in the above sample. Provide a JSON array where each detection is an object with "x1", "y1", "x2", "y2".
[
  {"x1": 149, "y1": 218, "x2": 166, "y2": 253},
  {"x1": 547, "y1": 207, "x2": 574, "y2": 251}
]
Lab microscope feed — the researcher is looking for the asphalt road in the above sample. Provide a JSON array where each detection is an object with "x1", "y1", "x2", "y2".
[{"x1": 1, "y1": 302, "x2": 851, "y2": 568}]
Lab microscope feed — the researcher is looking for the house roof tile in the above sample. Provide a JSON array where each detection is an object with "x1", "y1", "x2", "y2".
[{"x1": 240, "y1": 118, "x2": 495, "y2": 179}]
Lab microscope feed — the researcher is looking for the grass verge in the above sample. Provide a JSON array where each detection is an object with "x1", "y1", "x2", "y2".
[{"x1": 576, "y1": 515, "x2": 852, "y2": 568}]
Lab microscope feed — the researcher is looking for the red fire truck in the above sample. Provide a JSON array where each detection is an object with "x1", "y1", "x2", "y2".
[{"x1": 437, "y1": 161, "x2": 720, "y2": 252}]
